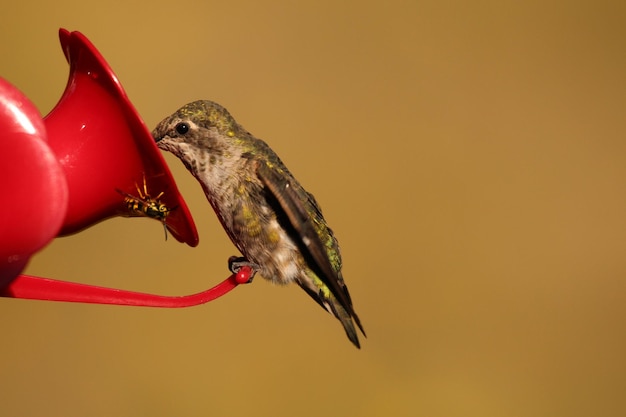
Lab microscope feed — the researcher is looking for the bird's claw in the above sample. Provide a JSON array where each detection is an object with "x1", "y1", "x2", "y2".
[{"x1": 228, "y1": 256, "x2": 259, "y2": 283}]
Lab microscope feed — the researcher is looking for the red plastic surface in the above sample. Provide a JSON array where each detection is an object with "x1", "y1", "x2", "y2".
[
  {"x1": 0, "y1": 78, "x2": 68, "y2": 286},
  {"x1": 1, "y1": 267, "x2": 253, "y2": 307},
  {"x1": 45, "y1": 29, "x2": 199, "y2": 246}
]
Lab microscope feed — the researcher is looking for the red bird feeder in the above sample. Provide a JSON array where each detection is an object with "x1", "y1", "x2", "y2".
[{"x1": 0, "y1": 29, "x2": 252, "y2": 305}]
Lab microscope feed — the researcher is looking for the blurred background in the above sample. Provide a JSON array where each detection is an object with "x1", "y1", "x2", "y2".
[{"x1": 1, "y1": 1, "x2": 625, "y2": 416}]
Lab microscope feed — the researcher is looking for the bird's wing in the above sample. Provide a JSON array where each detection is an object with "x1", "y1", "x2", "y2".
[{"x1": 256, "y1": 160, "x2": 355, "y2": 315}]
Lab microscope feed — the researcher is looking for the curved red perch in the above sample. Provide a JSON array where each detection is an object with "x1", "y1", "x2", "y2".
[{"x1": 1, "y1": 267, "x2": 253, "y2": 307}]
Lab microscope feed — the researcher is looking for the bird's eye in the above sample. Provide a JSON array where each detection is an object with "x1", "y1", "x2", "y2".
[{"x1": 175, "y1": 122, "x2": 190, "y2": 135}]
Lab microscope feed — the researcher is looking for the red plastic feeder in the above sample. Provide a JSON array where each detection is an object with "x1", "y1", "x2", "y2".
[{"x1": 0, "y1": 29, "x2": 252, "y2": 305}]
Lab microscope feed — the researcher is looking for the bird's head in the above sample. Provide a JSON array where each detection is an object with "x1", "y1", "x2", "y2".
[{"x1": 152, "y1": 100, "x2": 248, "y2": 172}]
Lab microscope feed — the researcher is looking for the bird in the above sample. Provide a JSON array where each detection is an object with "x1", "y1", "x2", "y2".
[{"x1": 152, "y1": 100, "x2": 365, "y2": 348}]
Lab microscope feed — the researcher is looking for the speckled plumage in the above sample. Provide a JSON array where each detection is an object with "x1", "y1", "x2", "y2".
[{"x1": 152, "y1": 100, "x2": 365, "y2": 347}]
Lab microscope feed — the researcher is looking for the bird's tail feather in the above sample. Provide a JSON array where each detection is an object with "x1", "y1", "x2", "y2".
[
  {"x1": 298, "y1": 279, "x2": 365, "y2": 349},
  {"x1": 328, "y1": 294, "x2": 362, "y2": 349}
]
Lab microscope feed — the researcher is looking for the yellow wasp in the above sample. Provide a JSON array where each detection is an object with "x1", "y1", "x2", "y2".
[{"x1": 116, "y1": 175, "x2": 176, "y2": 240}]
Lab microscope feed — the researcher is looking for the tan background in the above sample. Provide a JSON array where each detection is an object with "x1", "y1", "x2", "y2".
[{"x1": 2, "y1": 1, "x2": 625, "y2": 416}]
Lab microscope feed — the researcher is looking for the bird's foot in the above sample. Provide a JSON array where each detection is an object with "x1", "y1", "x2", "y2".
[{"x1": 228, "y1": 256, "x2": 259, "y2": 283}]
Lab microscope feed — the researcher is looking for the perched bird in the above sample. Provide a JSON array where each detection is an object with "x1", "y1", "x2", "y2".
[{"x1": 152, "y1": 100, "x2": 365, "y2": 348}]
